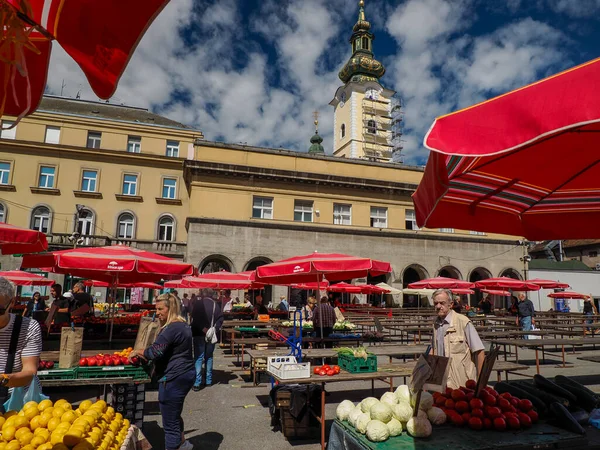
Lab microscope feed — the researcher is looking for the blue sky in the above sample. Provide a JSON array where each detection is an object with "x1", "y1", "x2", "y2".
[{"x1": 46, "y1": 0, "x2": 600, "y2": 165}]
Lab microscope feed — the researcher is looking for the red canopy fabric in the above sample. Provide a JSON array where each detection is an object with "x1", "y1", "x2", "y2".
[
  {"x1": 255, "y1": 252, "x2": 392, "y2": 284},
  {"x1": 527, "y1": 279, "x2": 570, "y2": 289},
  {"x1": 164, "y1": 271, "x2": 261, "y2": 290},
  {"x1": 361, "y1": 285, "x2": 391, "y2": 294},
  {"x1": 547, "y1": 291, "x2": 590, "y2": 299},
  {"x1": 3, "y1": 0, "x2": 170, "y2": 117},
  {"x1": 451, "y1": 288, "x2": 475, "y2": 295},
  {"x1": 20, "y1": 245, "x2": 194, "y2": 283},
  {"x1": 328, "y1": 282, "x2": 363, "y2": 293},
  {"x1": 0, "y1": 222, "x2": 48, "y2": 255},
  {"x1": 84, "y1": 280, "x2": 162, "y2": 289},
  {"x1": 414, "y1": 57, "x2": 600, "y2": 240},
  {"x1": 408, "y1": 277, "x2": 474, "y2": 290},
  {"x1": 289, "y1": 281, "x2": 330, "y2": 290},
  {"x1": 474, "y1": 277, "x2": 540, "y2": 291},
  {"x1": 481, "y1": 289, "x2": 511, "y2": 296},
  {"x1": 0, "y1": 270, "x2": 53, "y2": 286}
]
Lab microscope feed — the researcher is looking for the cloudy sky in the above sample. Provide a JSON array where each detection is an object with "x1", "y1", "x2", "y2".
[{"x1": 46, "y1": 0, "x2": 600, "y2": 165}]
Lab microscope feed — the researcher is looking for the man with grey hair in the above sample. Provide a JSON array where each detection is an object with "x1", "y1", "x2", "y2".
[
  {"x1": 0, "y1": 277, "x2": 42, "y2": 410},
  {"x1": 432, "y1": 288, "x2": 485, "y2": 389},
  {"x1": 190, "y1": 288, "x2": 223, "y2": 391},
  {"x1": 515, "y1": 292, "x2": 535, "y2": 338}
]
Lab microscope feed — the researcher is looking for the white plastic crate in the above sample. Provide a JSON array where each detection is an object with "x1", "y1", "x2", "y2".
[{"x1": 267, "y1": 356, "x2": 310, "y2": 380}]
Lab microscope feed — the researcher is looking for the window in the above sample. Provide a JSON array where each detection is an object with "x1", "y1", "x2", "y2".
[
  {"x1": 31, "y1": 206, "x2": 50, "y2": 233},
  {"x1": 405, "y1": 209, "x2": 419, "y2": 230},
  {"x1": 333, "y1": 203, "x2": 351, "y2": 225},
  {"x1": 117, "y1": 213, "x2": 135, "y2": 239},
  {"x1": 370, "y1": 207, "x2": 387, "y2": 228},
  {"x1": 470, "y1": 230, "x2": 486, "y2": 236},
  {"x1": 81, "y1": 170, "x2": 98, "y2": 192},
  {"x1": 166, "y1": 140, "x2": 179, "y2": 157},
  {"x1": 352, "y1": 40, "x2": 357, "y2": 53},
  {"x1": 45, "y1": 126, "x2": 60, "y2": 144},
  {"x1": 162, "y1": 178, "x2": 177, "y2": 199},
  {"x1": 589, "y1": 251, "x2": 598, "y2": 258},
  {"x1": 87, "y1": 131, "x2": 101, "y2": 149},
  {"x1": 77, "y1": 209, "x2": 94, "y2": 238},
  {"x1": 340, "y1": 124, "x2": 346, "y2": 139},
  {"x1": 367, "y1": 119, "x2": 377, "y2": 134},
  {"x1": 127, "y1": 136, "x2": 141, "y2": 153},
  {"x1": 0, "y1": 203, "x2": 5, "y2": 223},
  {"x1": 252, "y1": 196, "x2": 273, "y2": 219},
  {"x1": 294, "y1": 200, "x2": 313, "y2": 222},
  {"x1": 158, "y1": 216, "x2": 175, "y2": 241},
  {"x1": 440, "y1": 228, "x2": 455, "y2": 233},
  {"x1": 0, "y1": 162, "x2": 10, "y2": 185},
  {"x1": 122, "y1": 174, "x2": 138, "y2": 196},
  {"x1": 362, "y1": 37, "x2": 369, "y2": 50},
  {"x1": 0, "y1": 121, "x2": 16, "y2": 140},
  {"x1": 38, "y1": 166, "x2": 55, "y2": 188}
]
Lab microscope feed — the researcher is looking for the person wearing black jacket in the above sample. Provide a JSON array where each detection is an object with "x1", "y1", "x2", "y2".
[
  {"x1": 71, "y1": 282, "x2": 94, "y2": 316},
  {"x1": 515, "y1": 292, "x2": 535, "y2": 338},
  {"x1": 190, "y1": 288, "x2": 223, "y2": 391},
  {"x1": 129, "y1": 293, "x2": 194, "y2": 450},
  {"x1": 24, "y1": 292, "x2": 46, "y2": 318}
]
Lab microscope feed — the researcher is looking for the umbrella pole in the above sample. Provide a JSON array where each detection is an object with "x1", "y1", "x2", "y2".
[
  {"x1": 108, "y1": 278, "x2": 117, "y2": 346},
  {"x1": 537, "y1": 290, "x2": 542, "y2": 312}
]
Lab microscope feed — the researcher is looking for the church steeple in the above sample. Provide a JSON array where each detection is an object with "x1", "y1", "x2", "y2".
[
  {"x1": 338, "y1": 0, "x2": 385, "y2": 84},
  {"x1": 308, "y1": 111, "x2": 324, "y2": 154}
]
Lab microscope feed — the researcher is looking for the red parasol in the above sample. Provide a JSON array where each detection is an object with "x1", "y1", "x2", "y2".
[
  {"x1": 255, "y1": 252, "x2": 392, "y2": 284},
  {"x1": 547, "y1": 291, "x2": 590, "y2": 299},
  {"x1": 474, "y1": 277, "x2": 540, "y2": 291},
  {"x1": 413, "y1": 57, "x2": 600, "y2": 240},
  {"x1": 327, "y1": 282, "x2": 363, "y2": 293},
  {"x1": 408, "y1": 277, "x2": 474, "y2": 290},
  {"x1": 0, "y1": 270, "x2": 53, "y2": 286},
  {"x1": 527, "y1": 279, "x2": 570, "y2": 289},
  {"x1": 481, "y1": 289, "x2": 511, "y2": 296},
  {"x1": 84, "y1": 280, "x2": 162, "y2": 290},
  {"x1": 451, "y1": 288, "x2": 475, "y2": 295},
  {"x1": 2, "y1": 0, "x2": 170, "y2": 118},
  {"x1": 289, "y1": 280, "x2": 330, "y2": 290},
  {"x1": 164, "y1": 271, "x2": 262, "y2": 290},
  {"x1": 0, "y1": 222, "x2": 48, "y2": 255},
  {"x1": 361, "y1": 285, "x2": 391, "y2": 294}
]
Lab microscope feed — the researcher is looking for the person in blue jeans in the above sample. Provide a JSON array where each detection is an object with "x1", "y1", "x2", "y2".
[
  {"x1": 191, "y1": 288, "x2": 224, "y2": 391},
  {"x1": 130, "y1": 293, "x2": 194, "y2": 450},
  {"x1": 515, "y1": 292, "x2": 535, "y2": 339}
]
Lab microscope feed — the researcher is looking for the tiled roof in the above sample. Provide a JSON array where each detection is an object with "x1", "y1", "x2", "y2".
[
  {"x1": 530, "y1": 239, "x2": 600, "y2": 253},
  {"x1": 529, "y1": 260, "x2": 592, "y2": 271}
]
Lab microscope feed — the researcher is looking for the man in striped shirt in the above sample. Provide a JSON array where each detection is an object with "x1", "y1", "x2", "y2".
[
  {"x1": 312, "y1": 296, "x2": 336, "y2": 340},
  {"x1": 0, "y1": 277, "x2": 42, "y2": 408}
]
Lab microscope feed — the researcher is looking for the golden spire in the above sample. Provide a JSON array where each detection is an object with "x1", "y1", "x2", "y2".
[
  {"x1": 313, "y1": 110, "x2": 320, "y2": 134},
  {"x1": 358, "y1": 0, "x2": 365, "y2": 21}
]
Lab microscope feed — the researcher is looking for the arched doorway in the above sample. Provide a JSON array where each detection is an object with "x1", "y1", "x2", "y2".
[
  {"x1": 402, "y1": 264, "x2": 429, "y2": 307},
  {"x1": 437, "y1": 266, "x2": 462, "y2": 279},
  {"x1": 244, "y1": 257, "x2": 274, "y2": 306},
  {"x1": 469, "y1": 267, "x2": 492, "y2": 307},
  {"x1": 499, "y1": 268, "x2": 522, "y2": 280},
  {"x1": 198, "y1": 254, "x2": 234, "y2": 274}
]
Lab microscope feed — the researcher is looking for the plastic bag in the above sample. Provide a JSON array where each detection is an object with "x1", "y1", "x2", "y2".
[
  {"x1": 3, "y1": 387, "x2": 24, "y2": 412},
  {"x1": 589, "y1": 409, "x2": 600, "y2": 429},
  {"x1": 526, "y1": 325, "x2": 542, "y2": 340},
  {"x1": 23, "y1": 376, "x2": 49, "y2": 403},
  {"x1": 2, "y1": 376, "x2": 48, "y2": 412}
]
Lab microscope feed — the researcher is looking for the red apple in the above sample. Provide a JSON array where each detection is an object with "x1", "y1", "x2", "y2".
[{"x1": 79, "y1": 358, "x2": 88, "y2": 366}]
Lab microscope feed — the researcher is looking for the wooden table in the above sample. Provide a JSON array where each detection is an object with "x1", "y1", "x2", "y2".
[{"x1": 40, "y1": 377, "x2": 150, "y2": 387}]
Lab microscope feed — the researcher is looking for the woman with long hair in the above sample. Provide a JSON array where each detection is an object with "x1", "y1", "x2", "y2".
[
  {"x1": 129, "y1": 293, "x2": 194, "y2": 450},
  {"x1": 24, "y1": 291, "x2": 46, "y2": 318}
]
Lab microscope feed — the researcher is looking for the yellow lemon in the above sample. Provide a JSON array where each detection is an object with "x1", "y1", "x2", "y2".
[
  {"x1": 23, "y1": 408, "x2": 39, "y2": 421},
  {"x1": 23, "y1": 401, "x2": 38, "y2": 411},
  {"x1": 5, "y1": 441, "x2": 20, "y2": 450},
  {"x1": 83, "y1": 409, "x2": 100, "y2": 420},
  {"x1": 33, "y1": 428, "x2": 50, "y2": 440},
  {"x1": 2, "y1": 416, "x2": 16, "y2": 431},
  {"x1": 60, "y1": 411, "x2": 77, "y2": 424},
  {"x1": 3, "y1": 412, "x2": 16, "y2": 420},
  {"x1": 29, "y1": 415, "x2": 42, "y2": 431},
  {"x1": 15, "y1": 427, "x2": 33, "y2": 440},
  {"x1": 2, "y1": 426, "x2": 16, "y2": 442},
  {"x1": 13, "y1": 416, "x2": 29, "y2": 430},
  {"x1": 50, "y1": 431, "x2": 65, "y2": 445},
  {"x1": 38, "y1": 444, "x2": 52, "y2": 450},
  {"x1": 38, "y1": 413, "x2": 51, "y2": 428},
  {"x1": 54, "y1": 423, "x2": 70, "y2": 433},
  {"x1": 52, "y1": 444, "x2": 69, "y2": 450},
  {"x1": 51, "y1": 408, "x2": 65, "y2": 419},
  {"x1": 0, "y1": 418, "x2": 4, "y2": 429},
  {"x1": 0, "y1": 443, "x2": 5, "y2": 450},
  {"x1": 77, "y1": 401, "x2": 92, "y2": 413},
  {"x1": 37, "y1": 400, "x2": 53, "y2": 412},
  {"x1": 46, "y1": 417, "x2": 60, "y2": 432},
  {"x1": 91, "y1": 401, "x2": 107, "y2": 412},
  {"x1": 17, "y1": 431, "x2": 34, "y2": 446},
  {"x1": 43, "y1": 407, "x2": 54, "y2": 417},
  {"x1": 30, "y1": 435, "x2": 46, "y2": 448},
  {"x1": 53, "y1": 400, "x2": 70, "y2": 411}
]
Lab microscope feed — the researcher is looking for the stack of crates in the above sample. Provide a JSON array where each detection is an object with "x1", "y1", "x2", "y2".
[
  {"x1": 109, "y1": 383, "x2": 146, "y2": 429},
  {"x1": 275, "y1": 388, "x2": 320, "y2": 440}
]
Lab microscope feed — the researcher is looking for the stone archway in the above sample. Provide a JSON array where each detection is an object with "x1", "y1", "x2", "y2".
[
  {"x1": 469, "y1": 267, "x2": 492, "y2": 307},
  {"x1": 499, "y1": 268, "x2": 522, "y2": 280},
  {"x1": 244, "y1": 257, "x2": 274, "y2": 305},
  {"x1": 437, "y1": 266, "x2": 462, "y2": 279},
  {"x1": 402, "y1": 264, "x2": 429, "y2": 307},
  {"x1": 198, "y1": 254, "x2": 235, "y2": 274}
]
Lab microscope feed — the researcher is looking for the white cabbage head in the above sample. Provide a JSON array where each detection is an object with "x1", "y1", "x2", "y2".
[
  {"x1": 406, "y1": 416, "x2": 432, "y2": 438},
  {"x1": 360, "y1": 397, "x2": 379, "y2": 414},
  {"x1": 356, "y1": 413, "x2": 371, "y2": 434},
  {"x1": 348, "y1": 407, "x2": 364, "y2": 427},
  {"x1": 380, "y1": 392, "x2": 398, "y2": 406},
  {"x1": 336, "y1": 400, "x2": 355, "y2": 421},
  {"x1": 387, "y1": 418, "x2": 403, "y2": 437},
  {"x1": 391, "y1": 402, "x2": 413, "y2": 423},
  {"x1": 370, "y1": 402, "x2": 393, "y2": 424},
  {"x1": 366, "y1": 420, "x2": 390, "y2": 442},
  {"x1": 395, "y1": 385, "x2": 411, "y2": 403}
]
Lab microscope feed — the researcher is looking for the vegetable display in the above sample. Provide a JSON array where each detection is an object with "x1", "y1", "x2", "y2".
[
  {"x1": 313, "y1": 365, "x2": 340, "y2": 376},
  {"x1": 337, "y1": 347, "x2": 370, "y2": 360}
]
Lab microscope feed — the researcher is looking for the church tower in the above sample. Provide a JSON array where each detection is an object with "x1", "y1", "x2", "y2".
[{"x1": 330, "y1": 0, "x2": 402, "y2": 162}]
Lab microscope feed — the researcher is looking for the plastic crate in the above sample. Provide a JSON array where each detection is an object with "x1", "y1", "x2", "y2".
[
  {"x1": 338, "y1": 353, "x2": 377, "y2": 373},
  {"x1": 78, "y1": 366, "x2": 150, "y2": 380},
  {"x1": 37, "y1": 367, "x2": 78, "y2": 380},
  {"x1": 276, "y1": 390, "x2": 320, "y2": 440},
  {"x1": 267, "y1": 356, "x2": 310, "y2": 380}
]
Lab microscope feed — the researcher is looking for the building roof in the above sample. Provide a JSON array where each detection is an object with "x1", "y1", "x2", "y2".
[
  {"x1": 38, "y1": 96, "x2": 194, "y2": 130},
  {"x1": 530, "y1": 239, "x2": 600, "y2": 253},
  {"x1": 529, "y1": 260, "x2": 592, "y2": 271}
]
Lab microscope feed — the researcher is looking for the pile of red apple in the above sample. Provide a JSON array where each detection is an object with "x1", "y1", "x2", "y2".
[
  {"x1": 78, "y1": 354, "x2": 140, "y2": 367},
  {"x1": 38, "y1": 360, "x2": 55, "y2": 370},
  {"x1": 434, "y1": 379, "x2": 539, "y2": 431}
]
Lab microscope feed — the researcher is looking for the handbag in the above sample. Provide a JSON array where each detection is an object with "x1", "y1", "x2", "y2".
[{"x1": 205, "y1": 301, "x2": 218, "y2": 344}]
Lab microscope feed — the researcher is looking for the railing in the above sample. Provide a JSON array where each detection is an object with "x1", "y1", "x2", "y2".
[{"x1": 47, "y1": 233, "x2": 186, "y2": 256}]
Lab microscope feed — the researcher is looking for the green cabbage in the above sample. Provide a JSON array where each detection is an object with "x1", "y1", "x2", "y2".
[
  {"x1": 394, "y1": 384, "x2": 411, "y2": 403},
  {"x1": 336, "y1": 400, "x2": 355, "y2": 421},
  {"x1": 370, "y1": 402, "x2": 393, "y2": 424},
  {"x1": 348, "y1": 407, "x2": 363, "y2": 427},
  {"x1": 387, "y1": 418, "x2": 403, "y2": 437},
  {"x1": 360, "y1": 397, "x2": 379, "y2": 413},
  {"x1": 391, "y1": 402, "x2": 413, "y2": 423},
  {"x1": 356, "y1": 413, "x2": 371, "y2": 434},
  {"x1": 366, "y1": 420, "x2": 390, "y2": 442},
  {"x1": 406, "y1": 416, "x2": 432, "y2": 438},
  {"x1": 380, "y1": 392, "x2": 398, "y2": 406}
]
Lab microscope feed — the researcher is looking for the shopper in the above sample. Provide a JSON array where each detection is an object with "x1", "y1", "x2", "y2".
[
  {"x1": 24, "y1": 292, "x2": 46, "y2": 318},
  {"x1": 50, "y1": 283, "x2": 71, "y2": 325},
  {"x1": 254, "y1": 294, "x2": 269, "y2": 316},
  {"x1": 278, "y1": 296, "x2": 289, "y2": 312},
  {"x1": 302, "y1": 297, "x2": 317, "y2": 320},
  {"x1": 71, "y1": 282, "x2": 94, "y2": 316},
  {"x1": 190, "y1": 288, "x2": 224, "y2": 391},
  {"x1": 129, "y1": 293, "x2": 194, "y2": 450},
  {"x1": 0, "y1": 277, "x2": 42, "y2": 411},
  {"x1": 312, "y1": 296, "x2": 336, "y2": 339},
  {"x1": 515, "y1": 292, "x2": 535, "y2": 338},
  {"x1": 584, "y1": 296, "x2": 597, "y2": 334}
]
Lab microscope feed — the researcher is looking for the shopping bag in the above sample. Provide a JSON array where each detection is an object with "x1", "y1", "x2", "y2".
[
  {"x1": 134, "y1": 317, "x2": 160, "y2": 350},
  {"x1": 205, "y1": 326, "x2": 218, "y2": 344},
  {"x1": 59, "y1": 327, "x2": 84, "y2": 368},
  {"x1": 3, "y1": 387, "x2": 24, "y2": 412},
  {"x1": 527, "y1": 325, "x2": 542, "y2": 340},
  {"x1": 23, "y1": 376, "x2": 49, "y2": 403}
]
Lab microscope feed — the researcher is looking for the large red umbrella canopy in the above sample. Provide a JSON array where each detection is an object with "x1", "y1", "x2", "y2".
[
  {"x1": 328, "y1": 282, "x2": 363, "y2": 293},
  {"x1": 548, "y1": 291, "x2": 590, "y2": 299},
  {"x1": 361, "y1": 285, "x2": 391, "y2": 294},
  {"x1": 0, "y1": 222, "x2": 48, "y2": 255},
  {"x1": 20, "y1": 245, "x2": 194, "y2": 283},
  {"x1": 408, "y1": 277, "x2": 474, "y2": 290},
  {"x1": 0, "y1": 270, "x2": 53, "y2": 286},
  {"x1": 474, "y1": 277, "x2": 540, "y2": 291},
  {"x1": 452, "y1": 288, "x2": 475, "y2": 295},
  {"x1": 2, "y1": 0, "x2": 170, "y2": 118},
  {"x1": 255, "y1": 252, "x2": 392, "y2": 284},
  {"x1": 527, "y1": 279, "x2": 570, "y2": 289},
  {"x1": 84, "y1": 280, "x2": 162, "y2": 289},
  {"x1": 481, "y1": 289, "x2": 511, "y2": 296},
  {"x1": 413, "y1": 57, "x2": 600, "y2": 240},
  {"x1": 164, "y1": 271, "x2": 261, "y2": 290},
  {"x1": 289, "y1": 280, "x2": 330, "y2": 290}
]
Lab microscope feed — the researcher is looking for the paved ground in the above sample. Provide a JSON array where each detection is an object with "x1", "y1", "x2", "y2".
[{"x1": 46, "y1": 340, "x2": 600, "y2": 450}]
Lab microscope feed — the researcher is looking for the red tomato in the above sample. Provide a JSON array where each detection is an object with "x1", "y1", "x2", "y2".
[
  {"x1": 500, "y1": 392, "x2": 512, "y2": 399},
  {"x1": 461, "y1": 412, "x2": 471, "y2": 423},
  {"x1": 444, "y1": 399, "x2": 455, "y2": 410},
  {"x1": 517, "y1": 413, "x2": 532, "y2": 428},
  {"x1": 486, "y1": 387, "x2": 499, "y2": 398},
  {"x1": 451, "y1": 390, "x2": 466, "y2": 401},
  {"x1": 121, "y1": 356, "x2": 129, "y2": 365},
  {"x1": 435, "y1": 395, "x2": 447, "y2": 406},
  {"x1": 313, "y1": 367, "x2": 320, "y2": 374},
  {"x1": 493, "y1": 417, "x2": 507, "y2": 431},
  {"x1": 87, "y1": 357, "x2": 97, "y2": 367},
  {"x1": 131, "y1": 356, "x2": 140, "y2": 366},
  {"x1": 326, "y1": 369, "x2": 335, "y2": 376},
  {"x1": 485, "y1": 407, "x2": 502, "y2": 419},
  {"x1": 482, "y1": 394, "x2": 497, "y2": 406},
  {"x1": 450, "y1": 413, "x2": 465, "y2": 427},
  {"x1": 510, "y1": 398, "x2": 520, "y2": 407},
  {"x1": 471, "y1": 408, "x2": 484, "y2": 418},
  {"x1": 319, "y1": 369, "x2": 328, "y2": 376},
  {"x1": 46, "y1": 361, "x2": 55, "y2": 369},
  {"x1": 465, "y1": 379, "x2": 477, "y2": 390},
  {"x1": 445, "y1": 387, "x2": 454, "y2": 396},
  {"x1": 526, "y1": 410, "x2": 539, "y2": 423},
  {"x1": 432, "y1": 392, "x2": 441, "y2": 399},
  {"x1": 468, "y1": 417, "x2": 483, "y2": 430},
  {"x1": 469, "y1": 398, "x2": 484, "y2": 410},
  {"x1": 322, "y1": 365, "x2": 331, "y2": 371},
  {"x1": 465, "y1": 392, "x2": 474, "y2": 401},
  {"x1": 79, "y1": 358, "x2": 88, "y2": 366},
  {"x1": 507, "y1": 416, "x2": 520, "y2": 430},
  {"x1": 497, "y1": 398, "x2": 511, "y2": 411},
  {"x1": 482, "y1": 418, "x2": 492, "y2": 430},
  {"x1": 96, "y1": 358, "x2": 105, "y2": 367},
  {"x1": 455, "y1": 401, "x2": 469, "y2": 413},
  {"x1": 112, "y1": 357, "x2": 121, "y2": 366},
  {"x1": 518, "y1": 399, "x2": 533, "y2": 412},
  {"x1": 333, "y1": 366, "x2": 340, "y2": 374}
]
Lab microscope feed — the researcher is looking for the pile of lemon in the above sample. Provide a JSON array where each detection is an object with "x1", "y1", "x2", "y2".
[
  {"x1": 0, "y1": 399, "x2": 131, "y2": 450},
  {"x1": 113, "y1": 348, "x2": 133, "y2": 358}
]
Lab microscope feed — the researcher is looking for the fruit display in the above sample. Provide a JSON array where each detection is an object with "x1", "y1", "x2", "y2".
[
  {"x1": 313, "y1": 365, "x2": 341, "y2": 376},
  {"x1": 78, "y1": 349, "x2": 139, "y2": 367},
  {"x1": 0, "y1": 398, "x2": 133, "y2": 450},
  {"x1": 37, "y1": 361, "x2": 55, "y2": 370}
]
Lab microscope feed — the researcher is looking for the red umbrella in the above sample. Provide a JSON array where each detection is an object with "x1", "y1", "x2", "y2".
[
  {"x1": 413, "y1": 57, "x2": 600, "y2": 240},
  {"x1": 451, "y1": 288, "x2": 475, "y2": 295},
  {"x1": 481, "y1": 289, "x2": 511, "y2": 296},
  {"x1": 527, "y1": 279, "x2": 570, "y2": 289},
  {"x1": 84, "y1": 280, "x2": 162, "y2": 289},
  {"x1": 289, "y1": 280, "x2": 330, "y2": 290},
  {"x1": 255, "y1": 252, "x2": 392, "y2": 284},
  {"x1": 408, "y1": 277, "x2": 474, "y2": 290},
  {"x1": 0, "y1": 270, "x2": 53, "y2": 286},
  {"x1": 164, "y1": 271, "x2": 262, "y2": 290},
  {"x1": 0, "y1": 222, "x2": 48, "y2": 255},
  {"x1": 361, "y1": 285, "x2": 391, "y2": 294},
  {"x1": 474, "y1": 277, "x2": 540, "y2": 291},
  {"x1": 548, "y1": 291, "x2": 590, "y2": 299},
  {"x1": 2, "y1": 0, "x2": 170, "y2": 118},
  {"x1": 328, "y1": 282, "x2": 363, "y2": 293}
]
